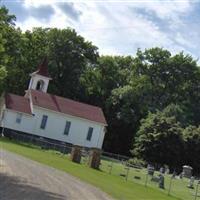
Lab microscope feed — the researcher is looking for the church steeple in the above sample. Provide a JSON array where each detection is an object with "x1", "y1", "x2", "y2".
[
  {"x1": 28, "y1": 57, "x2": 52, "y2": 93},
  {"x1": 35, "y1": 56, "x2": 50, "y2": 78}
]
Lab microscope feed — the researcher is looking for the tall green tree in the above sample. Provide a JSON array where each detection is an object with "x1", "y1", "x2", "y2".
[
  {"x1": 133, "y1": 111, "x2": 184, "y2": 170},
  {"x1": 0, "y1": 6, "x2": 29, "y2": 94},
  {"x1": 80, "y1": 56, "x2": 134, "y2": 154},
  {"x1": 132, "y1": 48, "x2": 200, "y2": 111},
  {"x1": 80, "y1": 56, "x2": 133, "y2": 105},
  {"x1": 108, "y1": 48, "x2": 200, "y2": 155},
  {"x1": 47, "y1": 28, "x2": 99, "y2": 99},
  {"x1": 183, "y1": 126, "x2": 200, "y2": 174},
  {"x1": 0, "y1": 6, "x2": 15, "y2": 92}
]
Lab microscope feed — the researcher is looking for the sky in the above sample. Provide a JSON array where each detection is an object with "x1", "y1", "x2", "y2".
[{"x1": 1, "y1": 0, "x2": 200, "y2": 59}]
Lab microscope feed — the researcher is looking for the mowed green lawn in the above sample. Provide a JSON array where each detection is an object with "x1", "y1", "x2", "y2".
[{"x1": 0, "y1": 138, "x2": 191, "y2": 200}]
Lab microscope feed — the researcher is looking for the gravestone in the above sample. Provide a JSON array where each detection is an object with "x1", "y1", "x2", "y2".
[
  {"x1": 182, "y1": 165, "x2": 193, "y2": 178},
  {"x1": 151, "y1": 176, "x2": 160, "y2": 183},
  {"x1": 88, "y1": 148, "x2": 102, "y2": 169},
  {"x1": 147, "y1": 164, "x2": 155, "y2": 176},
  {"x1": 165, "y1": 167, "x2": 170, "y2": 174},
  {"x1": 179, "y1": 172, "x2": 183, "y2": 179},
  {"x1": 188, "y1": 176, "x2": 195, "y2": 189},
  {"x1": 172, "y1": 171, "x2": 176, "y2": 179},
  {"x1": 158, "y1": 174, "x2": 165, "y2": 189},
  {"x1": 70, "y1": 145, "x2": 82, "y2": 163},
  {"x1": 160, "y1": 167, "x2": 165, "y2": 174}
]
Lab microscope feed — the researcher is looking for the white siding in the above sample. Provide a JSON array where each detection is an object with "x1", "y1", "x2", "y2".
[
  {"x1": 3, "y1": 109, "x2": 34, "y2": 134},
  {"x1": 3, "y1": 105, "x2": 106, "y2": 149}
]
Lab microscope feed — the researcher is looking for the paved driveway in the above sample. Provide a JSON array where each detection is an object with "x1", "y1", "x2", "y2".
[{"x1": 0, "y1": 149, "x2": 113, "y2": 200}]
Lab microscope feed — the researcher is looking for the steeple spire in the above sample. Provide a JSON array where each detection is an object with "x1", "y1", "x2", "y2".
[{"x1": 35, "y1": 56, "x2": 50, "y2": 78}]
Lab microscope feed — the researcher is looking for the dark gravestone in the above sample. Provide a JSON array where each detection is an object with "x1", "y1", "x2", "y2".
[
  {"x1": 159, "y1": 174, "x2": 165, "y2": 189},
  {"x1": 183, "y1": 165, "x2": 193, "y2": 178}
]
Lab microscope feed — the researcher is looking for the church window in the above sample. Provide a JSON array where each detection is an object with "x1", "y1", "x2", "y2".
[
  {"x1": 40, "y1": 115, "x2": 48, "y2": 129},
  {"x1": 63, "y1": 121, "x2": 71, "y2": 135},
  {"x1": 86, "y1": 127, "x2": 93, "y2": 141},
  {"x1": 16, "y1": 113, "x2": 22, "y2": 124}
]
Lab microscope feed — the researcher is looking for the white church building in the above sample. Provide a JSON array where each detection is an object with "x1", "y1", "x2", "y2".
[{"x1": 0, "y1": 58, "x2": 107, "y2": 149}]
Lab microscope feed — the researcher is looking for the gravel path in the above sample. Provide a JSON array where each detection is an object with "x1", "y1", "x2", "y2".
[{"x1": 0, "y1": 149, "x2": 113, "y2": 200}]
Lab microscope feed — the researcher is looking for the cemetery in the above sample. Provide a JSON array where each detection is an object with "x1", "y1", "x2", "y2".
[
  {"x1": 100, "y1": 158, "x2": 200, "y2": 200},
  {"x1": 1, "y1": 136, "x2": 200, "y2": 200}
]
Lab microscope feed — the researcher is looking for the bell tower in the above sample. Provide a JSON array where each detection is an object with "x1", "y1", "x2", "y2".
[{"x1": 28, "y1": 57, "x2": 52, "y2": 93}]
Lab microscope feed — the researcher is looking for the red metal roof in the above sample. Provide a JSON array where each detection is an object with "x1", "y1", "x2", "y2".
[
  {"x1": 5, "y1": 93, "x2": 32, "y2": 115},
  {"x1": 33, "y1": 57, "x2": 50, "y2": 78},
  {"x1": 30, "y1": 90, "x2": 107, "y2": 125}
]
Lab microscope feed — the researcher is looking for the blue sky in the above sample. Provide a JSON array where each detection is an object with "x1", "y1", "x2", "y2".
[{"x1": 1, "y1": 0, "x2": 200, "y2": 59}]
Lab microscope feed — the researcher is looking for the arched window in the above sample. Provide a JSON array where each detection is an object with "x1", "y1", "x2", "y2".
[{"x1": 36, "y1": 80, "x2": 45, "y2": 91}]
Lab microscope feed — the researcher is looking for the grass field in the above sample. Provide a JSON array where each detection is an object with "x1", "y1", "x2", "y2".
[
  {"x1": 100, "y1": 159, "x2": 199, "y2": 200},
  {"x1": 0, "y1": 137, "x2": 198, "y2": 200}
]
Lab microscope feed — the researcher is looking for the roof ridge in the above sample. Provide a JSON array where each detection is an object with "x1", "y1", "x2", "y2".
[
  {"x1": 29, "y1": 89, "x2": 107, "y2": 125},
  {"x1": 30, "y1": 89, "x2": 102, "y2": 110}
]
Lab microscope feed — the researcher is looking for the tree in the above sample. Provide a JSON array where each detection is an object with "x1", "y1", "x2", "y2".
[
  {"x1": 0, "y1": 66, "x2": 7, "y2": 93},
  {"x1": 133, "y1": 111, "x2": 184, "y2": 170},
  {"x1": 80, "y1": 56, "x2": 134, "y2": 154},
  {"x1": 132, "y1": 48, "x2": 200, "y2": 111},
  {"x1": 46, "y1": 28, "x2": 99, "y2": 99},
  {"x1": 162, "y1": 103, "x2": 191, "y2": 127},
  {"x1": 80, "y1": 55, "x2": 133, "y2": 105},
  {"x1": 0, "y1": 6, "x2": 28, "y2": 94},
  {"x1": 81, "y1": 48, "x2": 200, "y2": 155},
  {"x1": 0, "y1": 6, "x2": 20, "y2": 94},
  {"x1": 0, "y1": 10, "x2": 99, "y2": 97},
  {"x1": 108, "y1": 48, "x2": 200, "y2": 155},
  {"x1": 183, "y1": 126, "x2": 200, "y2": 174},
  {"x1": 105, "y1": 75, "x2": 151, "y2": 154}
]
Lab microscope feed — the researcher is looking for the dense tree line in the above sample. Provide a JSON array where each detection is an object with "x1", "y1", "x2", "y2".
[{"x1": 2, "y1": 6, "x2": 200, "y2": 173}]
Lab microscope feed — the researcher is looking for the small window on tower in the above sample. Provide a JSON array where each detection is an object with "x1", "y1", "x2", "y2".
[{"x1": 36, "y1": 80, "x2": 45, "y2": 91}]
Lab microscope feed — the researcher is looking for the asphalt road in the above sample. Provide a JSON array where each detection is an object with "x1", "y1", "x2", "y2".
[{"x1": 0, "y1": 149, "x2": 113, "y2": 200}]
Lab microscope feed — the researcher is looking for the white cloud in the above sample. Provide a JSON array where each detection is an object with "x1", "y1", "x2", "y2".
[
  {"x1": 14, "y1": 1, "x2": 195, "y2": 57},
  {"x1": 175, "y1": 32, "x2": 195, "y2": 48},
  {"x1": 134, "y1": 0, "x2": 191, "y2": 19}
]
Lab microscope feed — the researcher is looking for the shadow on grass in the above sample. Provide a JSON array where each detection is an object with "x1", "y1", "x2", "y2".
[
  {"x1": 0, "y1": 138, "x2": 68, "y2": 156},
  {"x1": 0, "y1": 172, "x2": 67, "y2": 200},
  {"x1": 0, "y1": 137, "x2": 41, "y2": 150}
]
